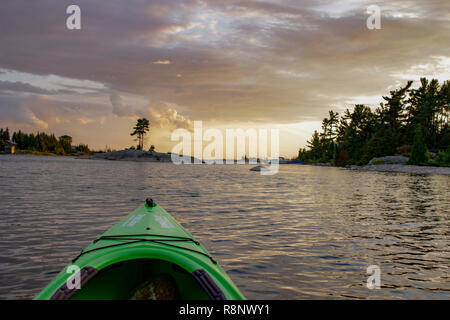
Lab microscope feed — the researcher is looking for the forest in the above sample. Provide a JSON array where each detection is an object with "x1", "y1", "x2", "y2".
[
  {"x1": 298, "y1": 78, "x2": 450, "y2": 166},
  {"x1": 0, "y1": 129, "x2": 90, "y2": 155}
]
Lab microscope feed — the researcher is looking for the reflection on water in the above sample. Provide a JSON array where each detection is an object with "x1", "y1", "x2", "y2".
[{"x1": 0, "y1": 155, "x2": 449, "y2": 299}]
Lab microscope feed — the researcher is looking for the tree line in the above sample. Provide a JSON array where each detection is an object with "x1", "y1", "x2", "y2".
[
  {"x1": 298, "y1": 78, "x2": 450, "y2": 166},
  {"x1": 0, "y1": 128, "x2": 90, "y2": 155},
  {"x1": 1, "y1": 118, "x2": 154, "y2": 155}
]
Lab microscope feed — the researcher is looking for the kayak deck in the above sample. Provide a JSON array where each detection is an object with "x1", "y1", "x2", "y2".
[{"x1": 34, "y1": 200, "x2": 245, "y2": 300}]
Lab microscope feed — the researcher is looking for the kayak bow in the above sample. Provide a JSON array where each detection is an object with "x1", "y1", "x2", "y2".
[{"x1": 34, "y1": 199, "x2": 245, "y2": 300}]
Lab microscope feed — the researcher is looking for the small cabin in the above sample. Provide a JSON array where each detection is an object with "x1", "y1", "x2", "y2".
[{"x1": 4, "y1": 141, "x2": 16, "y2": 154}]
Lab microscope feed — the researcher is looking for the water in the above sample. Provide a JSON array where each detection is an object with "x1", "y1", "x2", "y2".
[{"x1": 0, "y1": 155, "x2": 449, "y2": 300}]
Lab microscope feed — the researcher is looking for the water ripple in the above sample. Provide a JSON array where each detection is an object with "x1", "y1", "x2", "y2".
[{"x1": 0, "y1": 155, "x2": 449, "y2": 299}]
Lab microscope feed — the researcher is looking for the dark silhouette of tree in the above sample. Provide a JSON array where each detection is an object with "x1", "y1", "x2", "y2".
[
  {"x1": 306, "y1": 130, "x2": 322, "y2": 160},
  {"x1": 1, "y1": 129, "x2": 89, "y2": 154},
  {"x1": 378, "y1": 81, "x2": 412, "y2": 137},
  {"x1": 407, "y1": 78, "x2": 446, "y2": 149},
  {"x1": 58, "y1": 135, "x2": 73, "y2": 154},
  {"x1": 408, "y1": 125, "x2": 429, "y2": 165},
  {"x1": 130, "y1": 118, "x2": 150, "y2": 150},
  {"x1": 0, "y1": 127, "x2": 10, "y2": 150},
  {"x1": 299, "y1": 78, "x2": 449, "y2": 165}
]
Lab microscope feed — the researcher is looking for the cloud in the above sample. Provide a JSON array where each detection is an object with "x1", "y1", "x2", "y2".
[
  {"x1": 0, "y1": 94, "x2": 110, "y2": 129},
  {"x1": 153, "y1": 60, "x2": 171, "y2": 65},
  {"x1": 109, "y1": 92, "x2": 138, "y2": 118},
  {"x1": 0, "y1": 80, "x2": 76, "y2": 95},
  {"x1": 0, "y1": 0, "x2": 448, "y2": 153},
  {"x1": 147, "y1": 104, "x2": 193, "y2": 131},
  {"x1": 209, "y1": 20, "x2": 219, "y2": 36},
  {"x1": 109, "y1": 92, "x2": 192, "y2": 130},
  {"x1": 0, "y1": 95, "x2": 49, "y2": 129}
]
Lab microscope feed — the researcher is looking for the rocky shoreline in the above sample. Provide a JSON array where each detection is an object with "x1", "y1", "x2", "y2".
[
  {"x1": 76, "y1": 150, "x2": 171, "y2": 162},
  {"x1": 79, "y1": 150, "x2": 450, "y2": 176},
  {"x1": 348, "y1": 164, "x2": 450, "y2": 176},
  {"x1": 307, "y1": 155, "x2": 450, "y2": 176},
  {"x1": 81, "y1": 149, "x2": 201, "y2": 163}
]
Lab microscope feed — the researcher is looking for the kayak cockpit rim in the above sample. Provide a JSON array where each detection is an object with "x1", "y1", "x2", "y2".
[{"x1": 50, "y1": 258, "x2": 226, "y2": 300}]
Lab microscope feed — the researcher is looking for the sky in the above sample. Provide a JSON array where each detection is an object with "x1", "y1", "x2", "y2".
[{"x1": 0, "y1": 0, "x2": 449, "y2": 157}]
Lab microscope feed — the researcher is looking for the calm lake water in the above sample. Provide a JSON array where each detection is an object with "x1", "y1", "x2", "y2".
[{"x1": 0, "y1": 155, "x2": 449, "y2": 299}]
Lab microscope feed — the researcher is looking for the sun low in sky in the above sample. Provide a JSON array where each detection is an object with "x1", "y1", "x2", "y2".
[{"x1": 0, "y1": 0, "x2": 449, "y2": 157}]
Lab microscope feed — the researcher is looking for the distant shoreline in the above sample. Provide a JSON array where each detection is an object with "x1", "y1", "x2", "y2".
[
  {"x1": 305, "y1": 162, "x2": 450, "y2": 176},
  {"x1": 4, "y1": 151, "x2": 450, "y2": 176},
  {"x1": 347, "y1": 164, "x2": 450, "y2": 176},
  {"x1": 1, "y1": 151, "x2": 71, "y2": 157}
]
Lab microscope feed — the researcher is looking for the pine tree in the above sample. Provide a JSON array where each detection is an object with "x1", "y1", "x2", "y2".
[
  {"x1": 408, "y1": 124, "x2": 429, "y2": 165},
  {"x1": 130, "y1": 118, "x2": 150, "y2": 150}
]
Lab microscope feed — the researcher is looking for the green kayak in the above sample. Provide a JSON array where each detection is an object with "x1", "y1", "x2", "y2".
[{"x1": 34, "y1": 199, "x2": 245, "y2": 300}]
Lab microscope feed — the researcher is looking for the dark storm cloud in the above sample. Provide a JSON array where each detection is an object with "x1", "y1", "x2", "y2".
[
  {"x1": 0, "y1": 0, "x2": 448, "y2": 139},
  {"x1": 0, "y1": 94, "x2": 110, "y2": 128},
  {"x1": 0, "y1": 80, "x2": 77, "y2": 95}
]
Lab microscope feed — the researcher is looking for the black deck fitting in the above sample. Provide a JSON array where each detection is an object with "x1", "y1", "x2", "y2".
[{"x1": 146, "y1": 198, "x2": 156, "y2": 207}]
